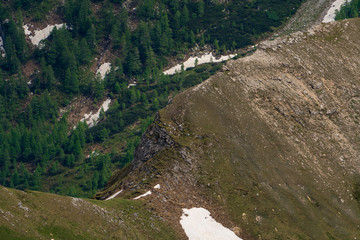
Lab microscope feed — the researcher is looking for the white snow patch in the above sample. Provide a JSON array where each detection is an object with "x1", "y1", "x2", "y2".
[
  {"x1": 23, "y1": 24, "x2": 66, "y2": 46},
  {"x1": 180, "y1": 208, "x2": 242, "y2": 240},
  {"x1": 322, "y1": 0, "x2": 348, "y2": 23},
  {"x1": 0, "y1": 36, "x2": 5, "y2": 57},
  {"x1": 96, "y1": 62, "x2": 111, "y2": 80},
  {"x1": 154, "y1": 184, "x2": 160, "y2": 189},
  {"x1": 80, "y1": 98, "x2": 111, "y2": 127},
  {"x1": 133, "y1": 190, "x2": 152, "y2": 200},
  {"x1": 23, "y1": 24, "x2": 31, "y2": 35},
  {"x1": 164, "y1": 53, "x2": 236, "y2": 75},
  {"x1": 127, "y1": 83, "x2": 137, "y2": 88},
  {"x1": 105, "y1": 190, "x2": 123, "y2": 200}
]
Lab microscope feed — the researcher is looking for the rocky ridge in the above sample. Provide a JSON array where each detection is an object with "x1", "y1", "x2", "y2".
[{"x1": 100, "y1": 18, "x2": 360, "y2": 239}]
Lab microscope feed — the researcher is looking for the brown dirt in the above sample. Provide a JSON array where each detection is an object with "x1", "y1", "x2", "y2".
[
  {"x1": 59, "y1": 95, "x2": 107, "y2": 129},
  {"x1": 21, "y1": 59, "x2": 39, "y2": 79}
]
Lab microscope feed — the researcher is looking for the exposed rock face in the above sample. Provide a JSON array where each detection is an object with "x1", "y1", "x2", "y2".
[
  {"x1": 131, "y1": 114, "x2": 178, "y2": 170},
  {"x1": 103, "y1": 18, "x2": 360, "y2": 239}
]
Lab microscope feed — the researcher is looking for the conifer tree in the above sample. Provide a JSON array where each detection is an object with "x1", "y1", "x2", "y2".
[
  {"x1": 64, "y1": 68, "x2": 73, "y2": 94},
  {"x1": 86, "y1": 24, "x2": 97, "y2": 49},
  {"x1": 79, "y1": 38, "x2": 91, "y2": 64}
]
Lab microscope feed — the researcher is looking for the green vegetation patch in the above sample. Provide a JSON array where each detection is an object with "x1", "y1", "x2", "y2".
[{"x1": 0, "y1": 186, "x2": 177, "y2": 240}]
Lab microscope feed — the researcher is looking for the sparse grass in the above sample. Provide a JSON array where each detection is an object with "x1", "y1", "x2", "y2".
[{"x1": 0, "y1": 187, "x2": 177, "y2": 240}]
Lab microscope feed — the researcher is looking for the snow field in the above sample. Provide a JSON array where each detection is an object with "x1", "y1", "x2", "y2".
[
  {"x1": 23, "y1": 24, "x2": 67, "y2": 46},
  {"x1": 164, "y1": 53, "x2": 236, "y2": 75},
  {"x1": 133, "y1": 184, "x2": 160, "y2": 200},
  {"x1": 80, "y1": 98, "x2": 111, "y2": 127},
  {"x1": 96, "y1": 62, "x2": 111, "y2": 80},
  {"x1": 322, "y1": 0, "x2": 348, "y2": 23},
  {"x1": 105, "y1": 190, "x2": 123, "y2": 200},
  {"x1": 133, "y1": 190, "x2": 152, "y2": 200},
  {"x1": 180, "y1": 208, "x2": 242, "y2": 240}
]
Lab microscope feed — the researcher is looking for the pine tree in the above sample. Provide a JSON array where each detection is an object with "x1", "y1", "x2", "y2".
[
  {"x1": 126, "y1": 47, "x2": 142, "y2": 76},
  {"x1": 32, "y1": 164, "x2": 42, "y2": 190},
  {"x1": 71, "y1": 70, "x2": 79, "y2": 93},
  {"x1": 93, "y1": 76, "x2": 104, "y2": 100},
  {"x1": 50, "y1": 161, "x2": 59, "y2": 175},
  {"x1": 86, "y1": 24, "x2": 97, "y2": 49},
  {"x1": 12, "y1": 169, "x2": 20, "y2": 186},
  {"x1": 4, "y1": 36, "x2": 21, "y2": 74},
  {"x1": 92, "y1": 171, "x2": 99, "y2": 190},
  {"x1": 79, "y1": 38, "x2": 91, "y2": 64},
  {"x1": 141, "y1": 93, "x2": 149, "y2": 107},
  {"x1": 189, "y1": 31, "x2": 196, "y2": 46},
  {"x1": 182, "y1": 5, "x2": 189, "y2": 25},
  {"x1": 145, "y1": 46, "x2": 156, "y2": 68},
  {"x1": 64, "y1": 68, "x2": 73, "y2": 94},
  {"x1": 98, "y1": 128, "x2": 109, "y2": 141},
  {"x1": 46, "y1": 65, "x2": 56, "y2": 91},
  {"x1": 197, "y1": 0, "x2": 205, "y2": 17},
  {"x1": 114, "y1": 82, "x2": 121, "y2": 94},
  {"x1": 152, "y1": 98, "x2": 159, "y2": 110},
  {"x1": 130, "y1": 88, "x2": 137, "y2": 104}
]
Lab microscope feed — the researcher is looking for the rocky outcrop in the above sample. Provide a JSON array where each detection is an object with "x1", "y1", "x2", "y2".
[{"x1": 131, "y1": 114, "x2": 178, "y2": 170}]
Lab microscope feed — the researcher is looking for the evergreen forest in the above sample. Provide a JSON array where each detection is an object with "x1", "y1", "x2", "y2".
[{"x1": 0, "y1": 0, "x2": 304, "y2": 197}]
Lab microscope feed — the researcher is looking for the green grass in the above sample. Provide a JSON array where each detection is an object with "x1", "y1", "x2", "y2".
[{"x1": 0, "y1": 186, "x2": 177, "y2": 240}]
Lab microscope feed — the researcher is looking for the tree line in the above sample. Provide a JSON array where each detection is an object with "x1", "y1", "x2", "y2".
[{"x1": 0, "y1": 0, "x2": 303, "y2": 197}]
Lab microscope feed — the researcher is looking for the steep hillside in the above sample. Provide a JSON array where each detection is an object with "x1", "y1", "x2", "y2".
[
  {"x1": 0, "y1": 0, "x2": 305, "y2": 198},
  {"x1": 0, "y1": 186, "x2": 177, "y2": 240},
  {"x1": 99, "y1": 18, "x2": 360, "y2": 239}
]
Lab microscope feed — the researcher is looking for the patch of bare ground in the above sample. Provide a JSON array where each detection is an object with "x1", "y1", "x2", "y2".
[
  {"x1": 275, "y1": 0, "x2": 334, "y2": 36},
  {"x1": 59, "y1": 95, "x2": 107, "y2": 128},
  {"x1": 21, "y1": 59, "x2": 39, "y2": 79},
  {"x1": 23, "y1": 5, "x2": 64, "y2": 38}
]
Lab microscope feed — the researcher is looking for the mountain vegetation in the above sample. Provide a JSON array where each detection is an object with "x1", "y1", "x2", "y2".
[
  {"x1": 1, "y1": 0, "x2": 360, "y2": 239},
  {"x1": 0, "y1": 186, "x2": 177, "y2": 239},
  {"x1": 0, "y1": 0, "x2": 303, "y2": 197},
  {"x1": 335, "y1": 0, "x2": 360, "y2": 20}
]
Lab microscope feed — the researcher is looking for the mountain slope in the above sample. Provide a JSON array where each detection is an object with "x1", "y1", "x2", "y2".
[
  {"x1": 99, "y1": 18, "x2": 360, "y2": 239},
  {"x1": 0, "y1": 186, "x2": 177, "y2": 240}
]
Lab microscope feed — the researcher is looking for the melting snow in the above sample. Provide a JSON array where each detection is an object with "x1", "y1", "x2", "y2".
[
  {"x1": 322, "y1": 0, "x2": 348, "y2": 23},
  {"x1": 23, "y1": 24, "x2": 31, "y2": 35},
  {"x1": 96, "y1": 62, "x2": 111, "y2": 80},
  {"x1": 105, "y1": 190, "x2": 123, "y2": 200},
  {"x1": 80, "y1": 98, "x2": 111, "y2": 127},
  {"x1": 133, "y1": 190, "x2": 152, "y2": 200},
  {"x1": 164, "y1": 53, "x2": 236, "y2": 75},
  {"x1": 154, "y1": 184, "x2": 160, "y2": 189},
  {"x1": 0, "y1": 36, "x2": 5, "y2": 57},
  {"x1": 23, "y1": 24, "x2": 66, "y2": 46},
  {"x1": 180, "y1": 208, "x2": 242, "y2": 240}
]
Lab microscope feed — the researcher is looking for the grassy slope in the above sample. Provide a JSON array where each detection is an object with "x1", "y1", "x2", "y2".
[
  {"x1": 0, "y1": 186, "x2": 177, "y2": 240},
  {"x1": 105, "y1": 18, "x2": 360, "y2": 239}
]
